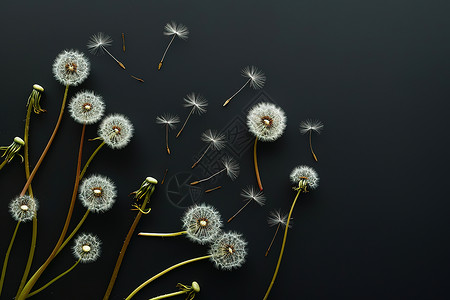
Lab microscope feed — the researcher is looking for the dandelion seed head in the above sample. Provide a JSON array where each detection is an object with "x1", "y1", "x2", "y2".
[
  {"x1": 201, "y1": 129, "x2": 226, "y2": 150},
  {"x1": 242, "y1": 66, "x2": 266, "y2": 89},
  {"x1": 164, "y1": 21, "x2": 189, "y2": 40},
  {"x1": 247, "y1": 102, "x2": 286, "y2": 142},
  {"x1": 87, "y1": 32, "x2": 113, "y2": 55},
  {"x1": 241, "y1": 186, "x2": 266, "y2": 206},
  {"x1": 9, "y1": 195, "x2": 38, "y2": 222},
  {"x1": 156, "y1": 114, "x2": 180, "y2": 130},
  {"x1": 79, "y1": 175, "x2": 117, "y2": 213},
  {"x1": 181, "y1": 203, "x2": 223, "y2": 245},
  {"x1": 72, "y1": 233, "x2": 101, "y2": 263},
  {"x1": 209, "y1": 231, "x2": 248, "y2": 270},
  {"x1": 98, "y1": 114, "x2": 134, "y2": 149},
  {"x1": 183, "y1": 93, "x2": 208, "y2": 115},
  {"x1": 300, "y1": 119, "x2": 324, "y2": 135},
  {"x1": 68, "y1": 91, "x2": 105, "y2": 124},
  {"x1": 222, "y1": 156, "x2": 240, "y2": 180},
  {"x1": 53, "y1": 50, "x2": 90, "y2": 86},
  {"x1": 290, "y1": 165, "x2": 319, "y2": 189},
  {"x1": 267, "y1": 209, "x2": 292, "y2": 228}
]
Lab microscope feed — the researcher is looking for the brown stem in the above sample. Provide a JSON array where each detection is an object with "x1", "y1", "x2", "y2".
[
  {"x1": 254, "y1": 137, "x2": 263, "y2": 190},
  {"x1": 191, "y1": 144, "x2": 211, "y2": 168},
  {"x1": 227, "y1": 200, "x2": 252, "y2": 223},
  {"x1": 265, "y1": 224, "x2": 281, "y2": 257},
  {"x1": 309, "y1": 131, "x2": 318, "y2": 162},
  {"x1": 165, "y1": 124, "x2": 170, "y2": 154}
]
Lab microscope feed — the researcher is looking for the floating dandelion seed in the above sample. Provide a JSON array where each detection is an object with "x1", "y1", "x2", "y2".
[
  {"x1": 265, "y1": 210, "x2": 292, "y2": 256},
  {"x1": 158, "y1": 21, "x2": 189, "y2": 70},
  {"x1": 156, "y1": 114, "x2": 180, "y2": 154},
  {"x1": 300, "y1": 119, "x2": 324, "y2": 162},
  {"x1": 87, "y1": 32, "x2": 126, "y2": 69},
  {"x1": 227, "y1": 186, "x2": 266, "y2": 223},
  {"x1": 223, "y1": 66, "x2": 266, "y2": 107},
  {"x1": 247, "y1": 102, "x2": 286, "y2": 190},
  {"x1": 192, "y1": 129, "x2": 226, "y2": 168},
  {"x1": 190, "y1": 156, "x2": 239, "y2": 186},
  {"x1": 176, "y1": 93, "x2": 207, "y2": 138}
]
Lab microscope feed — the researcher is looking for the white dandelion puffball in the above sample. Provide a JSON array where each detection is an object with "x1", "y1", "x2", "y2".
[
  {"x1": 164, "y1": 21, "x2": 189, "y2": 40},
  {"x1": 9, "y1": 195, "x2": 38, "y2": 222},
  {"x1": 68, "y1": 91, "x2": 105, "y2": 124},
  {"x1": 98, "y1": 114, "x2": 134, "y2": 149},
  {"x1": 299, "y1": 119, "x2": 324, "y2": 135},
  {"x1": 52, "y1": 50, "x2": 90, "y2": 86},
  {"x1": 79, "y1": 174, "x2": 117, "y2": 213},
  {"x1": 247, "y1": 102, "x2": 286, "y2": 142},
  {"x1": 72, "y1": 233, "x2": 101, "y2": 263},
  {"x1": 290, "y1": 165, "x2": 319, "y2": 189},
  {"x1": 209, "y1": 231, "x2": 248, "y2": 270},
  {"x1": 242, "y1": 66, "x2": 266, "y2": 89},
  {"x1": 181, "y1": 203, "x2": 223, "y2": 245}
]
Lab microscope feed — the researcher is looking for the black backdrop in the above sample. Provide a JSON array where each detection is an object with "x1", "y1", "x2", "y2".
[{"x1": 1, "y1": 0, "x2": 450, "y2": 299}]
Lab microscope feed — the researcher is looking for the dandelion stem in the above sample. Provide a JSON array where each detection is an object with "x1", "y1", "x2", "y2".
[
  {"x1": 309, "y1": 131, "x2": 318, "y2": 162},
  {"x1": 263, "y1": 189, "x2": 301, "y2": 300},
  {"x1": 0, "y1": 159, "x2": 7, "y2": 171},
  {"x1": 265, "y1": 224, "x2": 281, "y2": 257},
  {"x1": 103, "y1": 185, "x2": 156, "y2": 300},
  {"x1": 103, "y1": 46, "x2": 126, "y2": 69},
  {"x1": 16, "y1": 215, "x2": 37, "y2": 298},
  {"x1": 27, "y1": 259, "x2": 80, "y2": 298},
  {"x1": 148, "y1": 290, "x2": 187, "y2": 300},
  {"x1": 138, "y1": 231, "x2": 187, "y2": 237},
  {"x1": 254, "y1": 137, "x2": 263, "y2": 191},
  {"x1": 17, "y1": 124, "x2": 85, "y2": 300},
  {"x1": 223, "y1": 78, "x2": 251, "y2": 107},
  {"x1": 176, "y1": 108, "x2": 194, "y2": 138},
  {"x1": 165, "y1": 124, "x2": 170, "y2": 154},
  {"x1": 20, "y1": 84, "x2": 70, "y2": 197},
  {"x1": 56, "y1": 210, "x2": 91, "y2": 256},
  {"x1": 191, "y1": 144, "x2": 211, "y2": 168},
  {"x1": 159, "y1": 35, "x2": 176, "y2": 70},
  {"x1": 125, "y1": 255, "x2": 210, "y2": 300},
  {"x1": 23, "y1": 103, "x2": 34, "y2": 196},
  {"x1": 0, "y1": 221, "x2": 21, "y2": 296},
  {"x1": 227, "y1": 200, "x2": 252, "y2": 223},
  {"x1": 205, "y1": 186, "x2": 222, "y2": 193},
  {"x1": 80, "y1": 141, "x2": 105, "y2": 180},
  {"x1": 190, "y1": 168, "x2": 226, "y2": 185}
]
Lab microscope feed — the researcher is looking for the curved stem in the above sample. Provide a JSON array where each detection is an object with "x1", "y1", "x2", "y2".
[
  {"x1": 80, "y1": 141, "x2": 105, "y2": 180},
  {"x1": 138, "y1": 231, "x2": 187, "y2": 237},
  {"x1": 254, "y1": 137, "x2": 263, "y2": 191},
  {"x1": 56, "y1": 210, "x2": 90, "y2": 256},
  {"x1": 309, "y1": 131, "x2": 318, "y2": 162},
  {"x1": 16, "y1": 215, "x2": 37, "y2": 298},
  {"x1": 0, "y1": 221, "x2": 21, "y2": 296},
  {"x1": 158, "y1": 35, "x2": 176, "y2": 70},
  {"x1": 190, "y1": 168, "x2": 226, "y2": 185},
  {"x1": 149, "y1": 290, "x2": 186, "y2": 300},
  {"x1": 191, "y1": 144, "x2": 211, "y2": 168},
  {"x1": 125, "y1": 255, "x2": 210, "y2": 300},
  {"x1": 263, "y1": 189, "x2": 301, "y2": 300},
  {"x1": 103, "y1": 186, "x2": 156, "y2": 300},
  {"x1": 265, "y1": 224, "x2": 280, "y2": 257},
  {"x1": 27, "y1": 259, "x2": 80, "y2": 298},
  {"x1": 20, "y1": 84, "x2": 69, "y2": 197},
  {"x1": 24, "y1": 103, "x2": 34, "y2": 195},
  {"x1": 227, "y1": 200, "x2": 252, "y2": 223},
  {"x1": 176, "y1": 108, "x2": 194, "y2": 138},
  {"x1": 17, "y1": 123, "x2": 85, "y2": 300},
  {"x1": 223, "y1": 79, "x2": 250, "y2": 107}
]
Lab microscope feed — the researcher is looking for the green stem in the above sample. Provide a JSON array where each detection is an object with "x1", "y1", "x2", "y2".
[
  {"x1": 57, "y1": 210, "x2": 90, "y2": 256},
  {"x1": 24, "y1": 102, "x2": 34, "y2": 196},
  {"x1": 103, "y1": 186, "x2": 156, "y2": 300},
  {"x1": 125, "y1": 255, "x2": 210, "y2": 300},
  {"x1": 27, "y1": 259, "x2": 80, "y2": 298},
  {"x1": 0, "y1": 159, "x2": 7, "y2": 170},
  {"x1": 138, "y1": 231, "x2": 187, "y2": 237},
  {"x1": 79, "y1": 141, "x2": 105, "y2": 180},
  {"x1": 16, "y1": 215, "x2": 37, "y2": 298},
  {"x1": 0, "y1": 221, "x2": 21, "y2": 296},
  {"x1": 17, "y1": 123, "x2": 85, "y2": 300},
  {"x1": 148, "y1": 290, "x2": 186, "y2": 300},
  {"x1": 263, "y1": 189, "x2": 301, "y2": 300}
]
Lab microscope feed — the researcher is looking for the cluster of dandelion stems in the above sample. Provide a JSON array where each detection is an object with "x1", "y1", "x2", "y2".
[
  {"x1": 262, "y1": 179, "x2": 309, "y2": 300},
  {"x1": 103, "y1": 177, "x2": 157, "y2": 300}
]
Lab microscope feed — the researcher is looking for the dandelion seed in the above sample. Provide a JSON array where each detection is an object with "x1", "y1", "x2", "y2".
[
  {"x1": 190, "y1": 156, "x2": 239, "y2": 185},
  {"x1": 87, "y1": 32, "x2": 126, "y2": 69},
  {"x1": 192, "y1": 129, "x2": 226, "y2": 168},
  {"x1": 223, "y1": 66, "x2": 266, "y2": 107},
  {"x1": 156, "y1": 114, "x2": 180, "y2": 154},
  {"x1": 227, "y1": 186, "x2": 266, "y2": 223},
  {"x1": 158, "y1": 21, "x2": 189, "y2": 70},
  {"x1": 265, "y1": 210, "x2": 292, "y2": 256},
  {"x1": 300, "y1": 119, "x2": 324, "y2": 162},
  {"x1": 176, "y1": 93, "x2": 208, "y2": 138}
]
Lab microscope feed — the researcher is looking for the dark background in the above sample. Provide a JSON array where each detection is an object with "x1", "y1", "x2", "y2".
[{"x1": 1, "y1": 0, "x2": 449, "y2": 299}]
